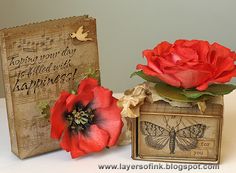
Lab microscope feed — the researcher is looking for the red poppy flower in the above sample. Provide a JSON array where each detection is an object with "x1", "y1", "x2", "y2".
[{"x1": 50, "y1": 78, "x2": 123, "y2": 158}]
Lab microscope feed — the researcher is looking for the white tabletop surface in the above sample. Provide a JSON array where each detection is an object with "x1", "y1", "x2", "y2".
[{"x1": 0, "y1": 93, "x2": 236, "y2": 173}]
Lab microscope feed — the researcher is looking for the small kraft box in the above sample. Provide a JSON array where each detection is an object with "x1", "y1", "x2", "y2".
[
  {"x1": 0, "y1": 16, "x2": 100, "y2": 159},
  {"x1": 132, "y1": 99, "x2": 223, "y2": 164}
]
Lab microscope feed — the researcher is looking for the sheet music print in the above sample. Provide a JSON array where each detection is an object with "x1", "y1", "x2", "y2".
[
  {"x1": 139, "y1": 115, "x2": 219, "y2": 159},
  {"x1": 9, "y1": 32, "x2": 75, "y2": 156},
  {"x1": 8, "y1": 28, "x2": 99, "y2": 105},
  {"x1": 17, "y1": 117, "x2": 58, "y2": 155}
]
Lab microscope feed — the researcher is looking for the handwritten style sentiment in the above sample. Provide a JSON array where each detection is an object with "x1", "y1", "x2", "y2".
[
  {"x1": 70, "y1": 26, "x2": 92, "y2": 41},
  {"x1": 10, "y1": 46, "x2": 78, "y2": 95}
]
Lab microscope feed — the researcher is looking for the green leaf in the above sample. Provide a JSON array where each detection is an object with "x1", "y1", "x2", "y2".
[
  {"x1": 182, "y1": 84, "x2": 236, "y2": 99},
  {"x1": 70, "y1": 90, "x2": 76, "y2": 94},
  {"x1": 206, "y1": 84, "x2": 236, "y2": 95},
  {"x1": 182, "y1": 90, "x2": 214, "y2": 99},
  {"x1": 130, "y1": 71, "x2": 162, "y2": 83},
  {"x1": 155, "y1": 83, "x2": 202, "y2": 102}
]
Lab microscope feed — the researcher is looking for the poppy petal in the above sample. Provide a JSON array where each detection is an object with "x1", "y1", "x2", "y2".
[
  {"x1": 70, "y1": 133, "x2": 86, "y2": 158},
  {"x1": 66, "y1": 94, "x2": 81, "y2": 112},
  {"x1": 77, "y1": 78, "x2": 99, "y2": 95},
  {"x1": 79, "y1": 125, "x2": 109, "y2": 153},
  {"x1": 75, "y1": 78, "x2": 99, "y2": 106},
  {"x1": 95, "y1": 99, "x2": 123, "y2": 147},
  {"x1": 50, "y1": 91, "x2": 70, "y2": 139},
  {"x1": 60, "y1": 128, "x2": 72, "y2": 152},
  {"x1": 60, "y1": 128, "x2": 86, "y2": 158},
  {"x1": 92, "y1": 86, "x2": 113, "y2": 109}
]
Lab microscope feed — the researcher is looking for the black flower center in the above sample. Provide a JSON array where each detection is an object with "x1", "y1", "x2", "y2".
[{"x1": 65, "y1": 103, "x2": 95, "y2": 133}]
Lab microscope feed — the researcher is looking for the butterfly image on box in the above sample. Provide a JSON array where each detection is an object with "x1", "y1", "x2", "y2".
[{"x1": 140, "y1": 116, "x2": 206, "y2": 154}]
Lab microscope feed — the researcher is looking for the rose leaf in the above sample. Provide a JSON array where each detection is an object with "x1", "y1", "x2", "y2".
[
  {"x1": 155, "y1": 83, "x2": 201, "y2": 102},
  {"x1": 130, "y1": 71, "x2": 162, "y2": 83},
  {"x1": 206, "y1": 84, "x2": 236, "y2": 95},
  {"x1": 182, "y1": 83, "x2": 236, "y2": 99},
  {"x1": 182, "y1": 90, "x2": 214, "y2": 99}
]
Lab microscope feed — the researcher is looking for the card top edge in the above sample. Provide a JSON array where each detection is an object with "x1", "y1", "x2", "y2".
[{"x1": 0, "y1": 15, "x2": 95, "y2": 33}]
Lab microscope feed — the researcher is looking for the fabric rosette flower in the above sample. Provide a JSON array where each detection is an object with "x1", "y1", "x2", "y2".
[
  {"x1": 133, "y1": 40, "x2": 236, "y2": 102},
  {"x1": 50, "y1": 78, "x2": 123, "y2": 158}
]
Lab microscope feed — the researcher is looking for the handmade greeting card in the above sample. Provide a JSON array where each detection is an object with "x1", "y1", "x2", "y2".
[{"x1": 0, "y1": 16, "x2": 100, "y2": 159}]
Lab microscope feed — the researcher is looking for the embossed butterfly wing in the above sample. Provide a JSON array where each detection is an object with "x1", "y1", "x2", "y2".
[
  {"x1": 140, "y1": 121, "x2": 170, "y2": 150},
  {"x1": 175, "y1": 124, "x2": 206, "y2": 151}
]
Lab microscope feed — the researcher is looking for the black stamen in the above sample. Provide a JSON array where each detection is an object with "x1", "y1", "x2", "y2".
[{"x1": 65, "y1": 102, "x2": 95, "y2": 133}]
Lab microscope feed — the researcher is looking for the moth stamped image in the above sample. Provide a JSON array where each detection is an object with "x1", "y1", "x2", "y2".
[
  {"x1": 132, "y1": 100, "x2": 223, "y2": 164},
  {"x1": 140, "y1": 116, "x2": 206, "y2": 155}
]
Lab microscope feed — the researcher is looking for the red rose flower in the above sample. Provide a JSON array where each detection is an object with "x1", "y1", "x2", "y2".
[
  {"x1": 50, "y1": 78, "x2": 123, "y2": 158},
  {"x1": 137, "y1": 40, "x2": 236, "y2": 90}
]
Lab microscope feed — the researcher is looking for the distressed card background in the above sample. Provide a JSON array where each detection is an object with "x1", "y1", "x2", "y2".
[
  {"x1": 132, "y1": 101, "x2": 223, "y2": 164},
  {"x1": 0, "y1": 16, "x2": 100, "y2": 159},
  {"x1": 139, "y1": 115, "x2": 219, "y2": 160}
]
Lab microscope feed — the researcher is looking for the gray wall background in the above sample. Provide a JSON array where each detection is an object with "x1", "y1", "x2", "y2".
[{"x1": 1, "y1": 0, "x2": 236, "y2": 98}]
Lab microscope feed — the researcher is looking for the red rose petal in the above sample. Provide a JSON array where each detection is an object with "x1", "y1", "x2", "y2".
[
  {"x1": 50, "y1": 91, "x2": 70, "y2": 139},
  {"x1": 174, "y1": 46, "x2": 198, "y2": 62},
  {"x1": 189, "y1": 40, "x2": 210, "y2": 62},
  {"x1": 139, "y1": 40, "x2": 236, "y2": 90},
  {"x1": 170, "y1": 53, "x2": 182, "y2": 63},
  {"x1": 157, "y1": 56, "x2": 177, "y2": 68},
  {"x1": 142, "y1": 49, "x2": 154, "y2": 58},
  {"x1": 214, "y1": 57, "x2": 235, "y2": 78},
  {"x1": 208, "y1": 43, "x2": 232, "y2": 65},
  {"x1": 174, "y1": 39, "x2": 186, "y2": 45},
  {"x1": 153, "y1": 41, "x2": 172, "y2": 56},
  {"x1": 196, "y1": 82, "x2": 210, "y2": 91},
  {"x1": 214, "y1": 68, "x2": 236, "y2": 83},
  {"x1": 174, "y1": 69, "x2": 211, "y2": 89},
  {"x1": 136, "y1": 64, "x2": 159, "y2": 76},
  {"x1": 137, "y1": 64, "x2": 181, "y2": 87},
  {"x1": 95, "y1": 99, "x2": 123, "y2": 147},
  {"x1": 92, "y1": 86, "x2": 113, "y2": 109},
  {"x1": 79, "y1": 125, "x2": 109, "y2": 153},
  {"x1": 180, "y1": 40, "x2": 198, "y2": 47},
  {"x1": 171, "y1": 40, "x2": 210, "y2": 63},
  {"x1": 146, "y1": 56, "x2": 163, "y2": 74},
  {"x1": 211, "y1": 42, "x2": 232, "y2": 58}
]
